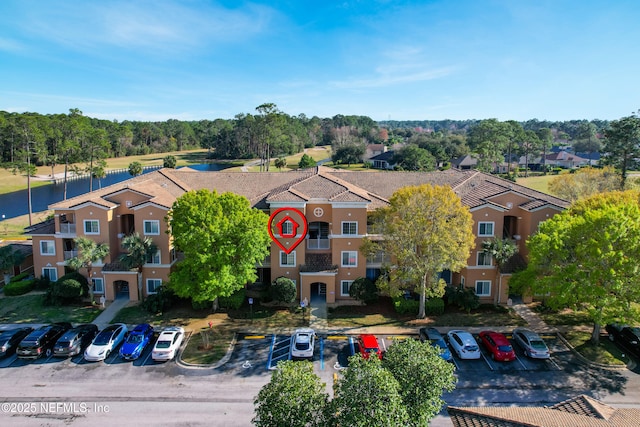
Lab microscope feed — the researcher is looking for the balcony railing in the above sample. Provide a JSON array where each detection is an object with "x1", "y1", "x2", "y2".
[
  {"x1": 63, "y1": 250, "x2": 78, "y2": 260},
  {"x1": 59, "y1": 223, "x2": 76, "y2": 234},
  {"x1": 366, "y1": 252, "x2": 390, "y2": 264},
  {"x1": 307, "y1": 238, "x2": 330, "y2": 250}
]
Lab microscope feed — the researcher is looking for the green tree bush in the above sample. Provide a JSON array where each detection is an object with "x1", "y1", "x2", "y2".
[
  {"x1": 270, "y1": 277, "x2": 297, "y2": 305},
  {"x1": 348, "y1": 277, "x2": 378, "y2": 304}
]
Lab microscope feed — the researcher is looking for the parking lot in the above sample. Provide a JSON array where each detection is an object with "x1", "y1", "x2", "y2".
[{"x1": 222, "y1": 331, "x2": 572, "y2": 377}]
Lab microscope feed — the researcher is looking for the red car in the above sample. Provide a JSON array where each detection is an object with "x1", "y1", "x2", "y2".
[
  {"x1": 479, "y1": 331, "x2": 516, "y2": 361},
  {"x1": 358, "y1": 334, "x2": 383, "y2": 360}
]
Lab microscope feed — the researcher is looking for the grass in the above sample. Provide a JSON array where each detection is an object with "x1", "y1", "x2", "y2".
[
  {"x1": 181, "y1": 327, "x2": 235, "y2": 365},
  {"x1": 531, "y1": 303, "x2": 593, "y2": 326},
  {"x1": 0, "y1": 293, "x2": 101, "y2": 324},
  {"x1": 563, "y1": 330, "x2": 627, "y2": 366}
]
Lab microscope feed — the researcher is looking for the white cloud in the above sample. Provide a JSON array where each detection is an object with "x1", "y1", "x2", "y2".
[
  {"x1": 330, "y1": 66, "x2": 456, "y2": 89},
  {"x1": 0, "y1": 37, "x2": 25, "y2": 52}
]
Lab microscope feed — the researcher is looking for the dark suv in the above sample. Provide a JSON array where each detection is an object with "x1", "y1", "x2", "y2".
[
  {"x1": 53, "y1": 324, "x2": 99, "y2": 357},
  {"x1": 16, "y1": 322, "x2": 73, "y2": 359},
  {"x1": 606, "y1": 324, "x2": 640, "y2": 359},
  {"x1": 0, "y1": 327, "x2": 34, "y2": 358}
]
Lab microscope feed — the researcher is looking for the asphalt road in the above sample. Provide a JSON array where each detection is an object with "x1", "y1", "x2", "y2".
[{"x1": 1, "y1": 331, "x2": 639, "y2": 426}]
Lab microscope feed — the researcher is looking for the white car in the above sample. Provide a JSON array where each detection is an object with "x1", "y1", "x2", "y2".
[
  {"x1": 152, "y1": 327, "x2": 185, "y2": 362},
  {"x1": 447, "y1": 330, "x2": 481, "y2": 360},
  {"x1": 84, "y1": 323, "x2": 128, "y2": 362},
  {"x1": 290, "y1": 328, "x2": 315, "y2": 360}
]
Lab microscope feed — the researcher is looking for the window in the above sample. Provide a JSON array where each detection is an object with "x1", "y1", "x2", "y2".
[
  {"x1": 146, "y1": 250, "x2": 161, "y2": 264},
  {"x1": 341, "y1": 280, "x2": 354, "y2": 296},
  {"x1": 478, "y1": 222, "x2": 494, "y2": 237},
  {"x1": 40, "y1": 240, "x2": 55, "y2": 255},
  {"x1": 84, "y1": 220, "x2": 100, "y2": 235},
  {"x1": 147, "y1": 279, "x2": 162, "y2": 294},
  {"x1": 281, "y1": 220, "x2": 293, "y2": 236},
  {"x1": 341, "y1": 251, "x2": 358, "y2": 267},
  {"x1": 92, "y1": 278, "x2": 104, "y2": 294},
  {"x1": 280, "y1": 251, "x2": 296, "y2": 267},
  {"x1": 477, "y1": 252, "x2": 492, "y2": 266},
  {"x1": 144, "y1": 220, "x2": 160, "y2": 235},
  {"x1": 42, "y1": 267, "x2": 58, "y2": 282},
  {"x1": 475, "y1": 280, "x2": 491, "y2": 296},
  {"x1": 342, "y1": 221, "x2": 358, "y2": 235}
]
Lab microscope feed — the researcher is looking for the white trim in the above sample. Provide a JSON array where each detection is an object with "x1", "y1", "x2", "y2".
[
  {"x1": 146, "y1": 278, "x2": 162, "y2": 294},
  {"x1": 475, "y1": 280, "x2": 491, "y2": 296},
  {"x1": 143, "y1": 220, "x2": 160, "y2": 235},
  {"x1": 341, "y1": 251, "x2": 358, "y2": 267},
  {"x1": 42, "y1": 267, "x2": 58, "y2": 282},
  {"x1": 477, "y1": 221, "x2": 494, "y2": 237},
  {"x1": 299, "y1": 271, "x2": 338, "y2": 276},
  {"x1": 279, "y1": 251, "x2": 296, "y2": 267},
  {"x1": 476, "y1": 251, "x2": 493, "y2": 267},
  {"x1": 340, "y1": 280, "x2": 354, "y2": 296},
  {"x1": 341, "y1": 221, "x2": 358, "y2": 235},
  {"x1": 130, "y1": 201, "x2": 171, "y2": 211},
  {"x1": 268, "y1": 202, "x2": 307, "y2": 209},
  {"x1": 83, "y1": 219, "x2": 100, "y2": 235},
  {"x1": 40, "y1": 240, "x2": 56, "y2": 256},
  {"x1": 92, "y1": 278, "x2": 104, "y2": 294},
  {"x1": 146, "y1": 250, "x2": 161, "y2": 264}
]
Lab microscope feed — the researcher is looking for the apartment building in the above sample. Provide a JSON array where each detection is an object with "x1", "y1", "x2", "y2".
[{"x1": 26, "y1": 166, "x2": 569, "y2": 305}]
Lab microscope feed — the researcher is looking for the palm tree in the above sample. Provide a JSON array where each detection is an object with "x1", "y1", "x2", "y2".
[
  {"x1": 1, "y1": 245, "x2": 26, "y2": 285},
  {"x1": 119, "y1": 232, "x2": 158, "y2": 301},
  {"x1": 67, "y1": 237, "x2": 110, "y2": 303},
  {"x1": 482, "y1": 238, "x2": 517, "y2": 304}
]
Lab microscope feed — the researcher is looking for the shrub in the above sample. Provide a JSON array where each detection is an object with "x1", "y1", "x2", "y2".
[
  {"x1": 393, "y1": 297, "x2": 420, "y2": 315},
  {"x1": 57, "y1": 271, "x2": 89, "y2": 295},
  {"x1": 219, "y1": 288, "x2": 246, "y2": 310},
  {"x1": 33, "y1": 276, "x2": 51, "y2": 291},
  {"x1": 9, "y1": 271, "x2": 30, "y2": 283},
  {"x1": 445, "y1": 285, "x2": 480, "y2": 313},
  {"x1": 142, "y1": 286, "x2": 176, "y2": 314},
  {"x1": 425, "y1": 298, "x2": 445, "y2": 315},
  {"x1": 348, "y1": 277, "x2": 378, "y2": 305},
  {"x1": 2, "y1": 279, "x2": 35, "y2": 296},
  {"x1": 270, "y1": 277, "x2": 297, "y2": 305},
  {"x1": 54, "y1": 278, "x2": 83, "y2": 300}
]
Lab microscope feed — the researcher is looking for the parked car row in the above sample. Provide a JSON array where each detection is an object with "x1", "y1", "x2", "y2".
[
  {"x1": 419, "y1": 327, "x2": 551, "y2": 362},
  {"x1": 0, "y1": 323, "x2": 185, "y2": 363}
]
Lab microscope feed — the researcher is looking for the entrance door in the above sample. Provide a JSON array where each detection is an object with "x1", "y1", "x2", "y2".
[
  {"x1": 310, "y1": 282, "x2": 326, "y2": 304},
  {"x1": 114, "y1": 280, "x2": 130, "y2": 299}
]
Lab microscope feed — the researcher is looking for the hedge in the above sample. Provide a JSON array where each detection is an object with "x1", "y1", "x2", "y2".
[
  {"x1": 3, "y1": 279, "x2": 35, "y2": 296},
  {"x1": 219, "y1": 288, "x2": 246, "y2": 310},
  {"x1": 9, "y1": 272, "x2": 30, "y2": 283},
  {"x1": 393, "y1": 297, "x2": 419, "y2": 315}
]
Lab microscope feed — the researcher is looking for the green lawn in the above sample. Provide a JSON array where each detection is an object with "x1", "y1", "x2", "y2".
[
  {"x1": 563, "y1": 330, "x2": 627, "y2": 366},
  {"x1": 0, "y1": 293, "x2": 101, "y2": 324}
]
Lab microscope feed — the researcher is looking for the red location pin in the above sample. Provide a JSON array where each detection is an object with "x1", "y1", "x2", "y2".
[{"x1": 268, "y1": 207, "x2": 308, "y2": 254}]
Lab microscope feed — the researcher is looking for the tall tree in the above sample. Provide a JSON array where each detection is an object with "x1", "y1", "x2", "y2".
[
  {"x1": 547, "y1": 166, "x2": 621, "y2": 202},
  {"x1": 382, "y1": 338, "x2": 456, "y2": 427},
  {"x1": 67, "y1": 237, "x2": 110, "y2": 303},
  {"x1": 520, "y1": 191, "x2": 640, "y2": 344},
  {"x1": 0, "y1": 245, "x2": 26, "y2": 285},
  {"x1": 467, "y1": 119, "x2": 512, "y2": 172},
  {"x1": 536, "y1": 127, "x2": 554, "y2": 174},
  {"x1": 392, "y1": 144, "x2": 436, "y2": 171},
  {"x1": 82, "y1": 127, "x2": 110, "y2": 192},
  {"x1": 332, "y1": 143, "x2": 365, "y2": 167},
  {"x1": 12, "y1": 115, "x2": 45, "y2": 225},
  {"x1": 168, "y1": 190, "x2": 270, "y2": 304},
  {"x1": 482, "y1": 238, "x2": 518, "y2": 304},
  {"x1": 119, "y1": 232, "x2": 158, "y2": 302},
  {"x1": 332, "y1": 355, "x2": 409, "y2": 426},
  {"x1": 253, "y1": 361, "x2": 329, "y2": 427},
  {"x1": 603, "y1": 114, "x2": 640, "y2": 189},
  {"x1": 364, "y1": 184, "x2": 475, "y2": 318}
]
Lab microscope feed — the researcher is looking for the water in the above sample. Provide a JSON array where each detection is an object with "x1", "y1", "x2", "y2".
[{"x1": 0, "y1": 163, "x2": 230, "y2": 221}]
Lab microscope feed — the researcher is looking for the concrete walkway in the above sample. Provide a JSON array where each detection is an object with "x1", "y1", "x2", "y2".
[{"x1": 92, "y1": 295, "x2": 130, "y2": 330}]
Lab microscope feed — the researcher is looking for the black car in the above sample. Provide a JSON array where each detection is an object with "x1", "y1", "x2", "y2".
[
  {"x1": 53, "y1": 324, "x2": 99, "y2": 357},
  {"x1": 16, "y1": 322, "x2": 73, "y2": 359},
  {"x1": 0, "y1": 327, "x2": 34, "y2": 357},
  {"x1": 606, "y1": 324, "x2": 640, "y2": 359}
]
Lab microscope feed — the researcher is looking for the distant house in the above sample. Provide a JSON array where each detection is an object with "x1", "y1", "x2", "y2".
[
  {"x1": 451, "y1": 155, "x2": 477, "y2": 170},
  {"x1": 448, "y1": 394, "x2": 640, "y2": 427},
  {"x1": 575, "y1": 151, "x2": 601, "y2": 166},
  {"x1": 364, "y1": 144, "x2": 387, "y2": 161},
  {"x1": 370, "y1": 151, "x2": 396, "y2": 170},
  {"x1": 544, "y1": 150, "x2": 590, "y2": 168}
]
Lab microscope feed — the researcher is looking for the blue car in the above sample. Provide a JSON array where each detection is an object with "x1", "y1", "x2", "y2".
[
  {"x1": 119, "y1": 324, "x2": 154, "y2": 360},
  {"x1": 419, "y1": 327, "x2": 453, "y2": 361}
]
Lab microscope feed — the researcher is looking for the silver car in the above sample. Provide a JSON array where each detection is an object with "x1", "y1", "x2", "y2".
[
  {"x1": 290, "y1": 328, "x2": 315, "y2": 360},
  {"x1": 512, "y1": 328, "x2": 550, "y2": 359}
]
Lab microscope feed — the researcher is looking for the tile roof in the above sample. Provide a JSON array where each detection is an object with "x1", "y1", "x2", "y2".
[
  {"x1": 43, "y1": 166, "x2": 569, "y2": 216},
  {"x1": 448, "y1": 395, "x2": 640, "y2": 427}
]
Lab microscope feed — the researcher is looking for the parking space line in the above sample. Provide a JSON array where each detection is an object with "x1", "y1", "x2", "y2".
[
  {"x1": 320, "y1": 337, "x2": 324, "y2": 370},
  {"x1": 142, "y1": 350, "x2": 153, "y2": 366},
  {"x1": 266, "y1": 335, "x2": 276, "y2": 371},
  {"x1": 515, "y1": 355, "x2": 528, "y2": 370},
  {"x1": 481, "y1": 352, "x2": 494, "y2": 371},
  {"x1": 348, "y1": 337, "x2": 356, "y2": 356}
]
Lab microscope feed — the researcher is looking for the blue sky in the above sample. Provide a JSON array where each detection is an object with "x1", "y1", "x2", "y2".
[{"x1": 1, "y1": 0, "x2": 638, "y2": 122}]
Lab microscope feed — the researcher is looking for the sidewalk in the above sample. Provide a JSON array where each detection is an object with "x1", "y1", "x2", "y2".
[{"x1": 92, "y1": 296, "x2": 130, "y2": 330}]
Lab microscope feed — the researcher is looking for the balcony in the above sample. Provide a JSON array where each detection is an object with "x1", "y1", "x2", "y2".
[
  {"x1": 300, "y1": 254, "x2": 338, "y2": 273},
  {"x1": 59, "y1": 223, "x2": 76, "y2": 234},
  {"x1": 63, "y1": 250, "x2": 78, "y2": 261},
  {"x1": 366, "y1": 252, "x2": 390, "y2": 265},
  {"x1": 307, "y1": 238, "x2": 330, "y2": 250}
]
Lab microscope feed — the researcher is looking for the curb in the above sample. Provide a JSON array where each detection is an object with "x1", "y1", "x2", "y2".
[
  {"x1": 177, "y1": 332, "x2": 238, "y2": 370},
  {"x1": 556, "y1": 332, "x2": 632, "y2": 371}
]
